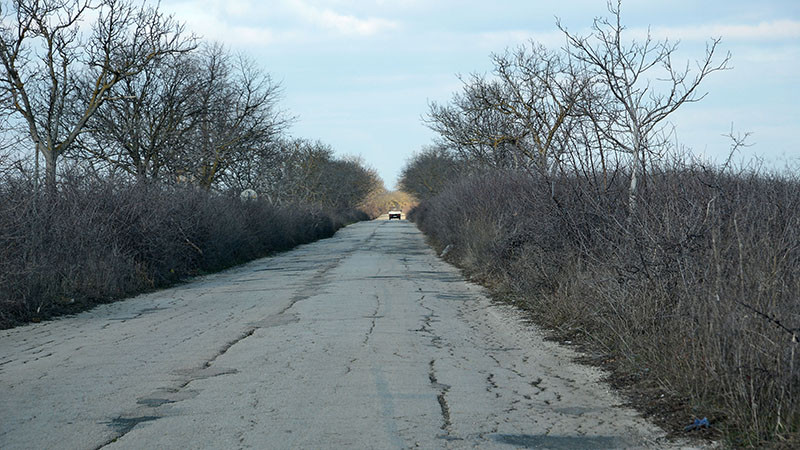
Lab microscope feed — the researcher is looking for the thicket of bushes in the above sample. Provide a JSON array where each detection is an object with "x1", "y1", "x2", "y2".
[
  {"x1": 409, "y1": 163, "x2": 799, "y2": 446},
  {"x1": 399, "y1": 3, "x2": 799, "y2": 445},
  {"x1": 0, "y1": 177, "x2": 367, "y2": 329},
  {"x1": 0, "y1": 0, "x2": 383, "y2": 330}
]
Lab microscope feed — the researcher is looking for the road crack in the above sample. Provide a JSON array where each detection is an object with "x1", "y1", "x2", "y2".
[
  {"x1": 428, "y1": 359, "x2": 454, "y2": 437},
  {"x1": 93, "y1": 251, "x2": 355, "y2": 448},
  {"x1": 363, "y1": 295, "x2": 381, "y2": 345}
]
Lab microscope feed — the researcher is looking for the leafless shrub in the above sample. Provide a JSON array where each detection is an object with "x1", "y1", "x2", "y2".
[
  {"x1": 0, "y1": 174, "x2": 363, "y2": 329},
  {"x1": 410, "y1": 160, "x2": 800, "y2": 445},
  {"x1": 410, "y1": 3, "x2": 793, "y2": 443}
]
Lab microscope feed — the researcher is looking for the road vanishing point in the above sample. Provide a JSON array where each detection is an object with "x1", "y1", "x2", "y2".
[{"x1": 1, "y1": 219, "x2": 684, "y2": 449}]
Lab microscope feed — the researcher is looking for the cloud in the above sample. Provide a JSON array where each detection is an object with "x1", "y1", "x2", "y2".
[
  {"x1": 161, "y1": 3, "x2": 275, "y2": 45},
  {"x1": 227, "y1": 26, "x2": 277, "y2": 46},
  {"x1": 634, "y1": 19, "x2": 800, "y2": 42},
  {"x1": 222, "y1": 0, "x2": 255, "y2": 18},
  {"x1": 161, "y1": 0, "x2": 399, "y2": 45},
  {"x1": 287, "y1": 0, "x2": 399, "y2": 36}
]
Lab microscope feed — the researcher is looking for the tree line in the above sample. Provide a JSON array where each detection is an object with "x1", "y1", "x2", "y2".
[
  {"x1": 0, "y1": 0, "x2": 380, "y2": 207},
  {"x1": 403, "y1": 0, "x2": 728, "y2": 209},
  {"x1": 0, "y1": 0, "x2": 381, "y2": 328}
]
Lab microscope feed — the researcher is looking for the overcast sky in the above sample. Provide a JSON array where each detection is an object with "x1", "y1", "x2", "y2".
[{"x1": 155, "y1": 0, "x2": 800, "y2": 189}]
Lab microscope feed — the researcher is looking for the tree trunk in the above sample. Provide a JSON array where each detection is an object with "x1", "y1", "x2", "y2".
[
  {"x1": 627, "y1": 127, "x2": 643, "y2": 216},
  {"x1": 42, "y1": 144, "x2": 58, "y2": 195},
  {"x1": 34, "y1": 144, "x2": 40, "y2": 193},
  {"x1": 549, "y1": 157, "x2": 559, "y2": 202},
  {"x1": 627, "y1": 154, "x2": 639, "y2": 214}
]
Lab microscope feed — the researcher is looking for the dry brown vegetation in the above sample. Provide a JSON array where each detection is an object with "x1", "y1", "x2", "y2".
[
  {"x1": 0, "y1": 0, "x2": 380, "y2": 329},
  {"x1": 0, "y1": 175, "x2": 367, "y2": 329},
  {"x1": 360, "y1": 189, "x2": 418, "y2": 218},
  {"x1": 408, "y1": 161, "x2": 800, "y2": 446},
  {"x1": 403, "y1": 3, "x2": 798, "y2": 445}
]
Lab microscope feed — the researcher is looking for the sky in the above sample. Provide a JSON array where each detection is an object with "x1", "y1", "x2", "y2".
[{"x1": 154, "y1": 0, "x2": 800, "y2": 189}]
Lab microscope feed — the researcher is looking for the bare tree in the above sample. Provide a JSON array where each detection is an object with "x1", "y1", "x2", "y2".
[
  {"x1": 310, "y1": 155, "x2": 381, "y2": 210},
  {"x1": 80, "y1": 51, "x2": 202, "y2": 181},
  {"x1": 425, "y1": 42, "x2": 587, "y2": 177},
  {"x1": 0, "y1": 111, "x2": 26, "y2": 177},
  {"x1": 270, "y1": 139, "x2": 342, "y2": 205},
  {"x1": 0, "y1": 0, "x2": 193, "y2": 193},
  {"x1": 426, "y1": 81, "x2": 523, "y2": 169},
  {"x1": 175, "y1": 44, "x2": 290, "y2": 190},
  {"x1": 233, "y1": 138, "x2": 380, "y2": 210},
  {"x1": 218, "y1": 139, "x2": 284, "y2": 198},
  {"x1": 479, "y1": 43, "x2": 588, "y2": 173},
  {"x1": 559, "y1": 0, "x2": 730, "y2": 213},
  {"x1": 399, "y1": 146, "x2": 463, "y2": 200}
]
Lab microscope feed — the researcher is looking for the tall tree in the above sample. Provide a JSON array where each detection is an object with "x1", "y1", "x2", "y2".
[
  {"x1": 0, "y1": 0, "x2": 193, "y2": 192},
  {"x1": 176, "y1": 44, "x2": 290, "y2": 190},
  {"x1": 81, "y1": 52, "x2": 202, "y2": 181},
  {"x1": 399, "y1": 146, "x2": 462, "y2": 200},
  {"x1": 425, "y1": 43, "x2": 586, "y2": 175},
  {"x1": 559, "y1": 0, "x2": 729, "y2": 212},
  {"x1": 310, "y1": 156, "x2": 381, "y2": 210}
]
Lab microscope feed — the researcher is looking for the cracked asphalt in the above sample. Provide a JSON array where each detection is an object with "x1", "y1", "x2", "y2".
[{"x1": 1, "y1": 219, "x2": 682, "y2": 449}]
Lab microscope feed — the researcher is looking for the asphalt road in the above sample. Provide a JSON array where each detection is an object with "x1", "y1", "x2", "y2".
[{"x1": 1, "y1": 219, "x2": 678, "y2": 449}]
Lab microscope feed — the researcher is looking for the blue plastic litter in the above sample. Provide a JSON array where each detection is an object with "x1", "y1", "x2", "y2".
[{"x1": 684, "y1": 417, "x2": 710, "y2": 431}]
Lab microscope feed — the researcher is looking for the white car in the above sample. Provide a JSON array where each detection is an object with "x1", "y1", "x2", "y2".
[{"x1": 388, "y1": 210, "x2": 402, "y2": 220}]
